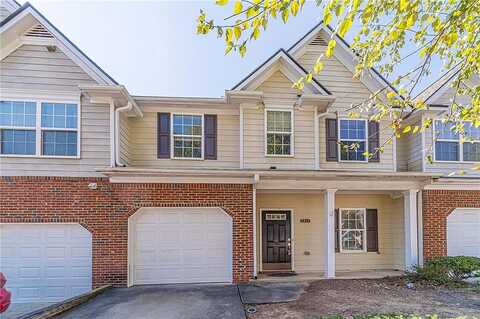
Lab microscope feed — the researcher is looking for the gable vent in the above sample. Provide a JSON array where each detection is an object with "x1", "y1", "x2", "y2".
[
  {"x1": 309, "y1": 34, "x2": 327, "y2": 46},
  {"x1": 24, "y1": 24, "x2": 54, "y2": 39}
]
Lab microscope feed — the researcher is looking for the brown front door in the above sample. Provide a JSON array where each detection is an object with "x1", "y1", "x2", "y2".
[{"x1": 262, "y1": 210, "x2": 291, "y2": 271}]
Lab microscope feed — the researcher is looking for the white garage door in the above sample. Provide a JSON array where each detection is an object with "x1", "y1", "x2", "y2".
[
  {"x1": 447, "y1": 208, "x2": 480, "y2": 257},
  {"x1": 131, "y1": 207, "x2": 232, "y2": 285},
  {"x1": 0, "y1": 224, "x2": 92, "y2": 303}
]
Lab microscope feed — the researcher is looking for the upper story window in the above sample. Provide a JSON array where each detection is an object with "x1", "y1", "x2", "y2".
[
  {"x1": 172, "y1": 114, "x2": 203, "y2": 159},
  {"x1": 434, "y1": 120, "x2": 480, "y2": 162},
  {"x1": 41, "y1": 103, "x2": 78, "y2": 156},
  {"x1": 0, "y1": 101, "x2": 36, "y2": 155},
  {"x1": 0, "y1": 100, "x2": 79, "y2": 157},
  {"x1": 339, "y1": 208, "x2": 366, "y2": 252},
  {"x1": 339, "y1": 119, "x2": 367, "y2": 161},
  {"x1": 266, "y1": 110, "x2": 293, "y2": 156}
]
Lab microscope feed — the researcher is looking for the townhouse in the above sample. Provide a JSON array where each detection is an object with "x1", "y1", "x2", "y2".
[{"x1": 0, "y1": 0, "x2": 479, "y2": 304}]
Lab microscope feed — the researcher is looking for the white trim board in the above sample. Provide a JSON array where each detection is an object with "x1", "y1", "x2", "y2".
[
  {"x1": 0, "y1": 4, "x2": 116, "y2": 85},
  {"x1": 233, "y1": 49, "x2": 330, "y2": 95}
]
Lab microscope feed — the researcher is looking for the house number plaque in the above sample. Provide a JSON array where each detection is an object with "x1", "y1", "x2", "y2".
[
  {"x1": 300, "y1": 218, "x2": 311, "y2": 223},
  {"x1": 265, "y1": 213, "x2": 287, "y2": 220}
]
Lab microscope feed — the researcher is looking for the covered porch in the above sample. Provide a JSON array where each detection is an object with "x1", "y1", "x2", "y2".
[{"x1": 253, "y1": 171, "x2": 429, "y2": 279}]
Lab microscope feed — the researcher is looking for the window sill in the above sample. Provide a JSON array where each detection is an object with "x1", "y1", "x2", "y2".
[
  {"x1": 338, "y1": 160, "x2": 369, "y2": 163},
  {"x1": 432, "y1": 160, "x2": 478, "y2": 164},
  {"x1": 170, "y1": 157, "x2": 204, "y2": 161},
  {"x1": 338, "y1": 250, "x2": 368, "y2": 254},
  {"x1": 0, "y1": 154, "x2": 80, "y2": 159},
  {"x1": 265, "y1": 154, "x2": 295, "y2": 158}
]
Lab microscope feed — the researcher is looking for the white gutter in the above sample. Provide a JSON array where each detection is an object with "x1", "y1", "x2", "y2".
[{"x1": 114, "y1": 102, "x2": 133, "y2": 167}]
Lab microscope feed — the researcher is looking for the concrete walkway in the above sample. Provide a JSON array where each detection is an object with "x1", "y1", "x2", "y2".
[
  {"x1": 238, "y1": 282, "x2": 307, "y2": 304},
  {"x1": 56, "y1": 284, "x2": 246, "y2": 319}
]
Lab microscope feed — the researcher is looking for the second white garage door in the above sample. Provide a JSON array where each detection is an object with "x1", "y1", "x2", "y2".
[
  {"x1": 130, "y1": 207, "x2": 233, "y2": 285},
  {"x1": 447, "y1": 208, "x2": 480, "y2": 257},
  {"x1": 0, "y1": 223, "x2": 92, "y2": 303}
]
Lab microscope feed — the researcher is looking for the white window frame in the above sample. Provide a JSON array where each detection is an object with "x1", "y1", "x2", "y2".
[
  {"x1": 170, "y1": 113, "x2": 204, "y2": 160},
  {"x1": 0, "y1": 97, "x2": 81, "y2": 159},
  {"x1": 339, "y1": 208, "x2": 367, "y2": 253},
  {"x1": 433, "y1": 120, "x2": 480, "y2": 163},
  {"x1": 264, "y1": 109, "x2": 294, "y2": 157},
  {"x1": 338, "y1": 118, "x2": 369, "y2": 163}
]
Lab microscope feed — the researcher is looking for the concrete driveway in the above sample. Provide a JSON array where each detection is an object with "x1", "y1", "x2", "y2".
[{"x1": 55, "y1": 284, "x2": 245, "y2": 319}]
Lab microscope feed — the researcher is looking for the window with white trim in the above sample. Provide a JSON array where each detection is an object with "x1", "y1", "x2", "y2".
[
  {"x1": 339, "y1": 208, "x2": 366, "y2": 252},
  {"x1": 339, "y1": 119, "x2": 367, "y2": 161},
  {"x1": 0, "y1": 100, "x2": 79, "y2": 157},
  {"x1": 41, "y1": 103, "x2": 78, "y2": 156},
  {"x1": 266, "y1": 110, "x2": 293, "y2": 156},
  {"x1": 434, "y1": 120, "x2": 480, "y2": 162},
  {"x1": 172, "y1": 114, "x2": 203, "y2": 159},
  {"x1": 0, "y1": 101, "x2": 36, "y2": 155}
]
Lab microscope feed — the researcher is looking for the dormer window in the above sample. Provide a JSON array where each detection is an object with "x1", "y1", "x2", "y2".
[{"x1": 265, "y1": 110, "x2": 293, "y2": 156}]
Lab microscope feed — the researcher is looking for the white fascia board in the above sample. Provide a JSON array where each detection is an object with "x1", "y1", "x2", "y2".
[
  {"x1": 289, "y1": 25, "x2": 395, "y2": 100},
  {"x1": 1, "y1": 7, "x2": 116, "y2": 85},
  {"x1": 80, "y1": 85, "x2": 143, "y2": 117},
  {"x1": 235, "y1": 50, "x2": 329, "y2": 95}
]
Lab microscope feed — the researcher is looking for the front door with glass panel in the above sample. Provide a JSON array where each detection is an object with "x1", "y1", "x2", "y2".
[{"x1": 262, "y1": 211, "x2": 292, "y2": 271}]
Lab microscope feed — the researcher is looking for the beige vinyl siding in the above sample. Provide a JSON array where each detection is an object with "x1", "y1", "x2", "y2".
[
  {"x1": 118, "y1": 112, "x2": 132, "y2": 166},
  {"x1": 245, "y1": 71, "x2": 316, "y2": 170},
  {"x1": 335, "y1": 194, "x2": 404, "y2": 271},
  {"x1": 128, "y1": 106, "x2": 240, "y2": 169},
  {"x1": 406, "y1": 118, "x2": 423, "y2": 171},
  {"x1": 396, "y1": 136, "x2": 408, "y2": 171},
  {"x1": 256, "y1": 193, "x2": 405, "y2": 273},
  {"x1": 298, "y1": 48, "x2": 395, "y2": 171},
  {"x1": 0, "y1": 98, "x2": 111, "y2": 177},
  {"x1": 1, "y1": 44, "x2": 111, "y2": 177},
  {"x1": 0, "y1": 45, "x2": 97, "y2": 92}
]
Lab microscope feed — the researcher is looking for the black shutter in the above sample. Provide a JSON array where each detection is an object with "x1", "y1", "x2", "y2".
[
  {"x1": 335, "y1": 208, "x2": 340, "y2": 252},
  {"x1": 157, "y1": 113, "x2": 170, "y2": 159},
  {"x1": 366, "y1": 208, "x2": 379, "y2": 252},
  {"x1": 368, "y1": 121, "x2": 380, "y2": 162},
  {"x1": 204, "y1": 114, "x2": 217, "y2": 160},
  {"x1": 326, "y1": 118, "x2": 338, "y2": 161}
]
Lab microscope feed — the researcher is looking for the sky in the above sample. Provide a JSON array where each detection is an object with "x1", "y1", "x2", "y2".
[{"x1": 25, "y1": 0, "x2": 441, "y2": 98}]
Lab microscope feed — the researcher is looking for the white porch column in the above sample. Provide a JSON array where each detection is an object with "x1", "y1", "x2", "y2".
[
  {"x1": 403, "y1": 189, "x2": 419, "y2": 270},
  {"x1": 324, "y1": 189, "x2": 337, "y2": 278}
]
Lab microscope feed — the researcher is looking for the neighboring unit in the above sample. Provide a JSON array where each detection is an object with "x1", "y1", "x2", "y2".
[{"x1": 1, "y1": 0, "x2": 479, "y2": 304}]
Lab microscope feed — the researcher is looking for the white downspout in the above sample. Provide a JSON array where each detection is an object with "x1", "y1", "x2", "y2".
[
  {"x1": 252, "y1": 173, "x2": 260, "y2": 278},
  {"x1": 109, "y1": 101, "x2": 116, "y2": 167},
  {"x1": 114, "y1": 102, "x2": 133, "y2": 167}
]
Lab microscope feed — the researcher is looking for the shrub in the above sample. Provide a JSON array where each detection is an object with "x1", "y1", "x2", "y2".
[{"x1": 408, "y1": 256, "x2": 480, "y2": 285}]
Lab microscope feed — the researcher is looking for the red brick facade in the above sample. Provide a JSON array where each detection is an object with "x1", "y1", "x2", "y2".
[
  {"x1": 422, "y1": 189, "x2": 480, "y2": 260},
  {"x1": 0, "y1": 176, "x2": 254, "y2": 287}
]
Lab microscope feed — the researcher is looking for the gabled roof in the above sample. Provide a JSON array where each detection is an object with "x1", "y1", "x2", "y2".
[
  {"x1": 1, "y1": 2, "x2": 117, "y2": 85},
  {"x1": 415, "y1": 67, "x2": 461, "y2": 106},
  {"x1": 288, "y1": 21, "x2": 399, "y2": 96},
  {"x1": 232, "y1": 48, "x2": 331, "y2": 95},
  {"x1": 1, "y1": 0, "x2": 21, "y2": 17}
]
